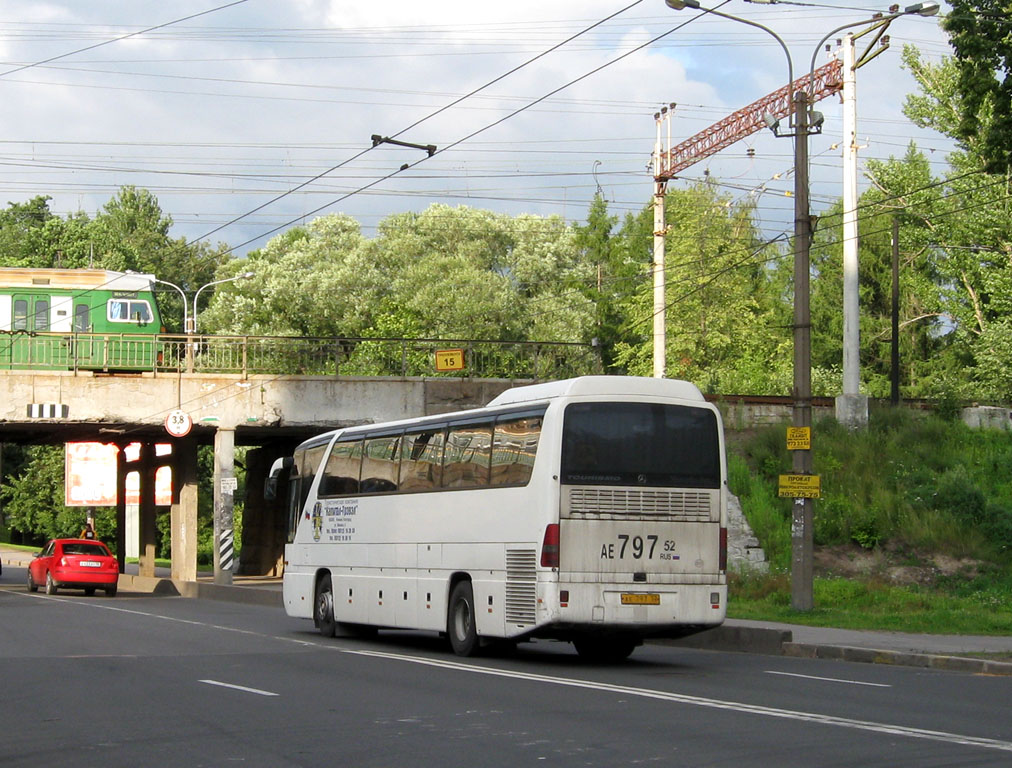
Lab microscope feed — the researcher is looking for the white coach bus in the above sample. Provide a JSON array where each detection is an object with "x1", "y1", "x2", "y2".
[{"x1": 275, "y1": 376, "x2": 728, "y2": 661}]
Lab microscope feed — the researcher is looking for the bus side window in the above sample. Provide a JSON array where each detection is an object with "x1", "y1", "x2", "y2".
[
  {"x1": 491, "y1": 416, "x2": 542, "y2": 487},
  {"x1": 361, "y1": 434, "x2": 400, "y2": 494},
  {"x1": 443, "y1": 422, "x2": 492, "y2": 489},
  {"x1": 400, "y1": 429, "x2": 445, "y2": 491},
  {"x1": 300, "y1": 445, "x2": 327, "y2": 510},
  {"x1": 320, "y1": 438, "x2": 362, "y2": 496}
]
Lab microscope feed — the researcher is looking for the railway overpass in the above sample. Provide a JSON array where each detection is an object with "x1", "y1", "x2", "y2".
[{"x1": 0, "y1": 368, "x2": 520, "y2": 583}]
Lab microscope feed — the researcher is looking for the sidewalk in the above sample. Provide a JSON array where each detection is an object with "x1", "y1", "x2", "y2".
[{"x1": 3, "y1": 546, "x2": 1011, "y2": 674}]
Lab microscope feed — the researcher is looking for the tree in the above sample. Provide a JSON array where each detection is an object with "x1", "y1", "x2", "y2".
[
  {"x1": 610, "y1": 183, "x2": 788, "y2": 393},
  {"x1": 943, "y1": 1, "x2": 1012, "y2": 173}
]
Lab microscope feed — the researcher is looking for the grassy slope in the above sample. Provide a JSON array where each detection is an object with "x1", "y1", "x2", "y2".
[{"x1": 726, "y1": 407, "x2": 1012, "y2": 634}]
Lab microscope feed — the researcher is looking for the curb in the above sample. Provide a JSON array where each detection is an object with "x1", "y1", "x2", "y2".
[
  {"x1": 117, "y1": 574, "x2": 283, "y2": 607},
  {"x1": 783, "y1": 641, "x2": 1012, "y2": 676}
]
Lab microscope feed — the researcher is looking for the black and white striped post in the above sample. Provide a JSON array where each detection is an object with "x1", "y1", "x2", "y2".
[{"x1": 213, "y1": 427, "x2": 236, "y2": 585}]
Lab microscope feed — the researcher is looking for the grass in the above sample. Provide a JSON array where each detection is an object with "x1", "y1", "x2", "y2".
[
  {"x1": 728, "y1": 408, "x2": 1012, "y2": 635},
  {"x1": 728, "y1": 571, "x2": 1012, "y2": 635}
]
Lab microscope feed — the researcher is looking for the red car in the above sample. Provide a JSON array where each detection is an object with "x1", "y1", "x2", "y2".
[{"x1": 28, "y1": 538, "x2": 119, "y2": 597}]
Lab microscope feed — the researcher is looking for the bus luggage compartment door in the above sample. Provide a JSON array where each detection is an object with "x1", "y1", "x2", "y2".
[{"x1": 559, "y1": 519, "x2": 721, "y2": 577}]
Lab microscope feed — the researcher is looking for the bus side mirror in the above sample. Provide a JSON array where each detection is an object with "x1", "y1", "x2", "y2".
[{"x1": 265, "y1": 456, "x2": 294, "y2": 501}]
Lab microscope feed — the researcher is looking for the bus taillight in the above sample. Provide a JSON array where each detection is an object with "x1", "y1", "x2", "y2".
[
  {"x1": 719, "y1": 526, "x2": 728, "y2": 571},
  {"x1": 541, "y1": 523, "x2": 560, "y2": 568}
]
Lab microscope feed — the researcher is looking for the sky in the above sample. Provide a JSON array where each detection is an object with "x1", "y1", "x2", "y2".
[{"x1": 0, "y1": 0, "x2": 957, "y2": 258}]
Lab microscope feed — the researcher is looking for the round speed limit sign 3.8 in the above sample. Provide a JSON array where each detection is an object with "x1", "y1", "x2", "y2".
[{"x1": 164, "y1": 409, "x2": 192, "y2": 437}]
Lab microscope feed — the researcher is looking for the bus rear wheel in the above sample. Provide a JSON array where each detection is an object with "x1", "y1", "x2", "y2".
[
  {"x1": 315, "y1": 574, "x2": 338, "y2": 638},
  {"x1": 448, "y1": 581, "x2": 479, "y2": 656},
  {"x1": 573, "y1": 636, "x2": 639, "y2": 663}
]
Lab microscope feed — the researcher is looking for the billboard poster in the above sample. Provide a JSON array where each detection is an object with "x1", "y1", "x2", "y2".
[{"x1": 65, "y1": 443, "x2": 173, "y2": 507}]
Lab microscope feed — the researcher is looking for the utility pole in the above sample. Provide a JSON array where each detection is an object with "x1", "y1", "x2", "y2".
[
  {"x1": 791, "y1": 91, "x2": 814, "y2": 612},
  {"x1": 838, "y1": 33, "x2": 869, "y2": 428},
  {"x1": 652, "y1": 107, "x2": 671, "y2": 378}
]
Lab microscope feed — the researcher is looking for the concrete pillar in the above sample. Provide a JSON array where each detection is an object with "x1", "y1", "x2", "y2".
[
  {"x1": 213, "y1": 427, "x2": 236, "y2": 585},
  {"x1": 170, "y1": 436, "x2": 199, "y2": 582},
  {"x1": 240, "y1": 443, "x2": 297, "y2": 576},
  {"x1": 137, "y1": 442, "x2": 157, "y2": 578},
  {"x1": 115, "y1": 443, "x2": 127, "y2": 574}
]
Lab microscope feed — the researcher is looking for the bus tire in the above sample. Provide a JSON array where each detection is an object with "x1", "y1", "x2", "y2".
[
  {"x1": 315, "y1": 574, "x2": 338, "y2": 638},
  {"x1": 573, "y1": 636, "x2": 638, "y2": 663},
  {"x1": 448, "y1": 581, "x2": 479, "y2": 656}
]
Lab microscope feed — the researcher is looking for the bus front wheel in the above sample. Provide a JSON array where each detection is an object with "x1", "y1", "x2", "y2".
[
  {"x1": 448, "y1": 581, "x2": 479, "y2": 656},
  {"x1": 315, "y1": 574, "x2": 338, "y2": 638}
]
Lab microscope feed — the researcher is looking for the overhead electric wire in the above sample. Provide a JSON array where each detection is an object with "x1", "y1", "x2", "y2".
[
  {"x1": 193, "y1": 0, "x2": 651, "y2": 244},
  {"x1": 0, "y1": 0, "x2": 250, "y2": 79}
]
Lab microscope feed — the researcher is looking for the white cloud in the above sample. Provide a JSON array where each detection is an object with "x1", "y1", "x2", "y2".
[{"x1": 0, "y1": 0, "x2": 956, "y2": 252}]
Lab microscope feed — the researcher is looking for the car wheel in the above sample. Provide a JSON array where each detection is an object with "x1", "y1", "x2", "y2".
[
  {"x1": 84, "y1": 587, "x2": 96, "y2": 596},
  {"x1": 27, "y1": 570, "x2": 38, "y2": 593},
  {"x1": 45, "y1": 572, "x2": 58, "y2": 595},
  {"x1": 314, "y1": 574, "x2": 337, "y2": 638},
  {"x1": 448, "y1": 580, "x2": 479, "y2": 656},
  {"x1": 105, "y1": 584, "x2": 117, "y2": 597}
]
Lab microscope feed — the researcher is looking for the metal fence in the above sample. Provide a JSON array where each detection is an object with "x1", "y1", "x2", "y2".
[{"x1": 1, "y1": 331, "x2": 601, "y2": 380}]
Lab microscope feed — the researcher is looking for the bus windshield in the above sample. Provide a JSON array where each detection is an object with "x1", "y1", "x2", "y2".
[{"x1": 560, "y1": 402, "x2": 720, "y2": 488}]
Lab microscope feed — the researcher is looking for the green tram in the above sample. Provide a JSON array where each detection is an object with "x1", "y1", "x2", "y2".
[{"x1": 0, "y1": 268, "x2": 164, "y2": 371}]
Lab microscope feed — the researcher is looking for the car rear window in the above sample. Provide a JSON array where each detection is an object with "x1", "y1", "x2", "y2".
[{"x1": 62, "y1": 543, "x2": 110, "y2": 556}]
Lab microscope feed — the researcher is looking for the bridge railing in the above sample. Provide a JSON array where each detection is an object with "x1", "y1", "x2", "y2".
[{"x1": 1, "y1": 331, "x2": 600, "y2": 379}]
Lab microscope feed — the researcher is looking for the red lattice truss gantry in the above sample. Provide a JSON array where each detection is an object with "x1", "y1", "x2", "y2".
[{"x1": 657, "y1": 57, "x2": 843, "y2": 180}]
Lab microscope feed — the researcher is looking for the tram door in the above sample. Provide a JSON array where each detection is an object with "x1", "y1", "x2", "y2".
[{"x1": 7, "y1": 293, "x2": 70, "y2": 367}]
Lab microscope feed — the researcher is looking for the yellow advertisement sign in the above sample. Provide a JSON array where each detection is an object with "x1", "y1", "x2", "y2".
[
  {"x1": 786, "y1": 426, "x2": 811, "y2": 451},
  {"x1": 778, "y1": 473, "x2": 821, "y2": 499},
  {"x1": 435, "y1": 348, "x2": 465, "y2": 371}
]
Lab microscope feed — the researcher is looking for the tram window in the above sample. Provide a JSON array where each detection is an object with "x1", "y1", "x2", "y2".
[
  {"x1": 108, "y1": 299, "x2": 153, "y2": 324},
  {"x1": 13, "y1": 299, "x2": 28, "y2": 331},
  {"x1": 74, "y1": 303, "x2": 90, "y2": 332},
  {"x1": 33, "y1": 299, "x2": 49, "y2": 331}
]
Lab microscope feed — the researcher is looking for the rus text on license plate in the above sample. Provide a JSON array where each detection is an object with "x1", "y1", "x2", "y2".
[
  {"x1": 80, "y1": 561, "x2": 101, "y2": 567},
  {"x1": 621, "y1": 593, "x2": 660, "y2": 606}
]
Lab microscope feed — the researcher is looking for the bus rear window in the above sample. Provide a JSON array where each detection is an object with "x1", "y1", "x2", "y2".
[{"x1": 561, "y1": 402, "x2": 719, "y2": 488}]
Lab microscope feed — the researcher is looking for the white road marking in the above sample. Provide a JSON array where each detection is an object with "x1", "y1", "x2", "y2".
[
  {"x1": 765, "y1": 670, "x2": 892, "y2": 688},
  {"x1": 200, "y1": 679, "x2": 279, "y2": 697},
  {"x1": 18, "y1": 591, "x2": 1012, "y2": 754},
  {"x1": 346, "y1": 649, "x2": 1012, "y2": 754}
]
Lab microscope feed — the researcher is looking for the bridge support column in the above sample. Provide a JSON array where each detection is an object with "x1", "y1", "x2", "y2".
[
  {"x1": 137, "y1": 442, "x2": 157, "y2": 579},
  {"x1": 115, "y1": 444, "x2": 127, "y2": 574},
  {"x1": 170, "y1": 436, "x2": 198, "y2": 582},
  {"x1": 240, "y1": 443, "x2": 298, "y2": 576},
  {"x1": 213, "y1": 427, "x2": 236, "y2": 585}
]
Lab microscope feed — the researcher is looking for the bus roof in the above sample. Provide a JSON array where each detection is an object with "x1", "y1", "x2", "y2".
[
  {"x1": 486, "y1": 376, "x2": 705, "y2": 407},
  {"x1": 0, "y1": 268, "x2": 156, "y2": 292}
]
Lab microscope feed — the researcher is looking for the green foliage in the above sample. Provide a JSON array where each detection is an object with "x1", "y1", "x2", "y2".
[
  {"x1": 943, "y1": 1, "x2": 1012, "y2": 174},
  {"x1": 729, "y1": 575, "x2": 1012, "y2": 634},
  {"x1": 732, "y1": 409, "x2": 1012, "y2": 564}
]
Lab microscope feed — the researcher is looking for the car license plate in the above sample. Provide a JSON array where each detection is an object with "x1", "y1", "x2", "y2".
[
  {"x1": 621, "y1": 593, "x2": 660, "y2": 605},
  {"x1": 80, "y1": 561, "x2": 101, "y2": 568}
]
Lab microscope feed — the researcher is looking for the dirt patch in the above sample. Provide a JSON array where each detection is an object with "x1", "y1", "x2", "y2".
[{"x1": 814, "y1": 543, "x2": 982, "y2": 587}]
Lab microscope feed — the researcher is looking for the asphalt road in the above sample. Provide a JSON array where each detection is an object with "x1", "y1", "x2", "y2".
[{"x1": 2, "y1": 565, "x2": 1011, "y2": 768}]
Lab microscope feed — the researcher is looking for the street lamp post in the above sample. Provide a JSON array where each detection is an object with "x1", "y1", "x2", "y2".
[
  {"x1": 191, "y1": 271, "x2": 255, "y2": 334},
  {"x1": 663, "y1": 0, "x2": 938, "y2": 611},
  {"x1": 192, "y1": 270, "x2": 254, "y2": 586}
]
